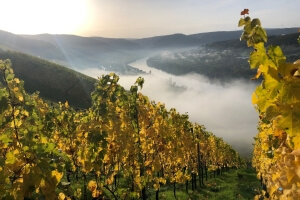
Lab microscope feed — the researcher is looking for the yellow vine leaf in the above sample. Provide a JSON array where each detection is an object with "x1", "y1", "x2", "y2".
[
  {"x1": 285, "y1": 168, "x2": 295, "y2": 183},
  {"x1": 22, "y1": 110, "x2": 29, "y2": 117},
  {"x1": 273, "y1": 128, "x2": 285, "y2": 139},
  {"x1": 51, "y1": 170, "x2": 63, "y2": 184},
  {"x1": 5, "y1": 151, "x2": 16, "y2": 164},
  {"x1": 272, "y1": 172, "x2": 280, "y2": 181},
  {"x1": 103, "y1": 154, "x2": 110, "y2": 163},
  {"x1": 134, "y1": 176, "x2": 141, "y2": 188},
  {"x1": 269, "y1": 184, "x2": 278, "y2": 196},
  {"x1": 74, "y1": 188, "x2": 82, "y2": 198},
  {"x1": 106, "y1": 174, "x2": 114, "y2": 185},
  {"x1": 92, "y1": 190, "x2": 102, "y2": 198},
  {"x1": 88, "y1": 180, "x2": 97, "y2": 192},
  {"x1": 252, "y1": 92, "x2": 258, "y2": 105},
  {"x1": 295, "y1": 167, "x2": 300, "y2": 179},
  {"x1": 65, "y1": 101, "x2": 69, "y2": 109},
  {"x1": 10, "y1": 119, "x2": 22, "y2": 128},
  {"x1": 14, "y1": 78, "x2": 20, "y2": 83},
  {"x1": 13, "y1": 109, "x2": 20, "y2": 117},
  {"x1": 18, "y1": 95, "x2": 24, "y2": 102},
  {"x1": 159, "y1": 177, "x2": 166, "y2": 185},
  {"x1": 251, "y1": 67, "x2": 262, "y2": 80},
  {"x1": 261, "y1": 142, "x2": 269, "y2": 151},
  {"x1": 293, "y1": 136, "x2": 300, "y2": 150},
  {"x1": 153, "y1": 183, "x2": 160, "y2": 190},
  {"x1": 41, "y1": 136, "x2": 48, "y2": 144},
  {"x1": 58, "y1": 192, "x2": 66, "y2": 200},
  {"x1": 144, "y1": 160, "x2": 151, "y2": 166}
]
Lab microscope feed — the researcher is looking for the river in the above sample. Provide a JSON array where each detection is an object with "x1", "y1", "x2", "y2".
[
  {"x1": 127, "y1": 58, "x2": 212, "y2": 92},
  {"x1": 126, "y1": 58, "x2": 258, "y2": 157},
  {"x1": 80, "y1": 58, "x2": 258, "y2": 157}
]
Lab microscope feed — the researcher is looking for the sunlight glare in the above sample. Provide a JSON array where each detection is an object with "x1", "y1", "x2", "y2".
[{"x1": 0, "y1": 0, "x2": 89, "y2": 35}]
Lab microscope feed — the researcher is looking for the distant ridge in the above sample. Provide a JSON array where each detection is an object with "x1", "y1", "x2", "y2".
[
  {"x1": 0, "y1": 30, "x2": 66, "y2": 62},
  {"x1": 0, "y1": 27, "x2": 298, "y2": 108},
  {"x1": 146, "y1": 31, "x2": 300, "y2": 80},
  {"x1": 189, "y1": 27, "x2": 298, "y2": 44},
  {"x1": 0, "y1": 28, "x2": 298, "y2": 72}
]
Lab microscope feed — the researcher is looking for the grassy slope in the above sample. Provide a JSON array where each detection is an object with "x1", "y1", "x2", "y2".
[
  {"x1": 0, "y1": 50, "x2": 96, "y2": 109},
  {"x1": 148, "y1": 168, "x2": 261, "y2": 200}
]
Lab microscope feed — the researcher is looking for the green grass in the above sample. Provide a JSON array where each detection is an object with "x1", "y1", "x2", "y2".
[
  {"x1": 148, "y1": 167, "x2": 262, "y2": 200},
  {"x1": 56, "y1": 167, "x2": 262, "y2": 199}
]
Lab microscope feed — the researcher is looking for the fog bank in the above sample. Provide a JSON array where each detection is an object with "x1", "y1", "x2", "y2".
[{"x1": 79, "y1": 58, "x2": 259, "y2": 158}]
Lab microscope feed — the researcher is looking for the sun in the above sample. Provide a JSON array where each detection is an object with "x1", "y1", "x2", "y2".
[{"x1": 0, "y1": 0, "x2": 89, "y2": 35}]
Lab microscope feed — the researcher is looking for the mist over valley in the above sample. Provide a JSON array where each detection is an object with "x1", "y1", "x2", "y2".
[
  {"x1": 0, "y1": 28, "x2": 299, "y2": 157},
  {"x1": 80, "y1": 58, "x2": 259, "y2": 157}
]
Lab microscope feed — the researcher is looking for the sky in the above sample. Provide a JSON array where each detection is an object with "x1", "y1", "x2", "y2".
[{"x1": 0, "y1": 0, "x2": 299, "y2": 38}]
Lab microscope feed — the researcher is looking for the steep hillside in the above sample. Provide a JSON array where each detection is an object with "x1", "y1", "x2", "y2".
[
  {"x1": 147, "y1": 32, "x2": 300, "y2": 80},
  {"x1": 0, "y1": 50, "x2": 96, "y2": 108},
  {"x1": 0, "y1": 30, "x2": 66, "y2": 62},
  {"x1": 206, "y1": 32, "x2": 300, "y2": 62},
  {"x1": 0, "y1": 28, "x2": 298, "y2": 76},
  {"x1": 20, "y1": 34, "x2": 144, "y2": 70}
]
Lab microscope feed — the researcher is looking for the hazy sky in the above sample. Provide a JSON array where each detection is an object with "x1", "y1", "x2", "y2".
[{"x1": 0, "y1": 0, "x2": 299, "y2": 38}]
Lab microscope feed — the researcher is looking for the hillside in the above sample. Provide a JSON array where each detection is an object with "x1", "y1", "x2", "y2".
[
  {"x1": 0, "y1": 28, "x2": 298, "y2": 76},
  {"x1": 0, "y1": 50, "x2": 96, "y2": 108},
  {"x1": 206, "y1": 32, "x2": 300, "y2": 62},
  {"x1": 147, "y1": 32, "x2": 300, "y2": 80},
  {"x1": 189, "y1": 27, "x2": 298, "y2": 44},
  {"x1": 0, "y1": 30, "x2": 66, "y2": 62},
  {"x1": 0, "y1": 29, "x2": 298, "y2": 108},
  {"x1": 21, "y1": 33, "x2": 144, "y2": 70}
]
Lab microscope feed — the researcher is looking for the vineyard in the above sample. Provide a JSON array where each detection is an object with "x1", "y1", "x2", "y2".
[
  {"x1": 239, "y1": 12, "x2": 300, "y2": 199},
  {"x1": 1, "y1": 11, "x2": 299, "y2": 200},
  {"x1": 0, "y1": 59, "x2": 244, "y2": 199}
]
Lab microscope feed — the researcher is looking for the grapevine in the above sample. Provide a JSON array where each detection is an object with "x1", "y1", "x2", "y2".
[
  {"x1": 0, "y1": 59, "x2": 243, "y2": 199},
  {"x1": 239, "y1": 11, "x2": 300, "y2": 199}
]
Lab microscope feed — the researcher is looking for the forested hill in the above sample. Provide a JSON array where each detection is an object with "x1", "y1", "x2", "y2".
[
  {"x1": 0, "y1": 28, "x2": 298, "y2": 75},
  {"x1": 0, "y1": 29, "x2": 298, "y2": 108},
  {"x1": 207, "y1": 32, "x2": 299, "y2": 49},
  {"x1": 147, "y1": 32, "x2": 300, "y2": 80},
  {"x1": 0, "y1": 50, "x2": 96, "y2": 108},
  {"x1": 207, "y1": 32, "x2": 300, "y2": 62}
]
